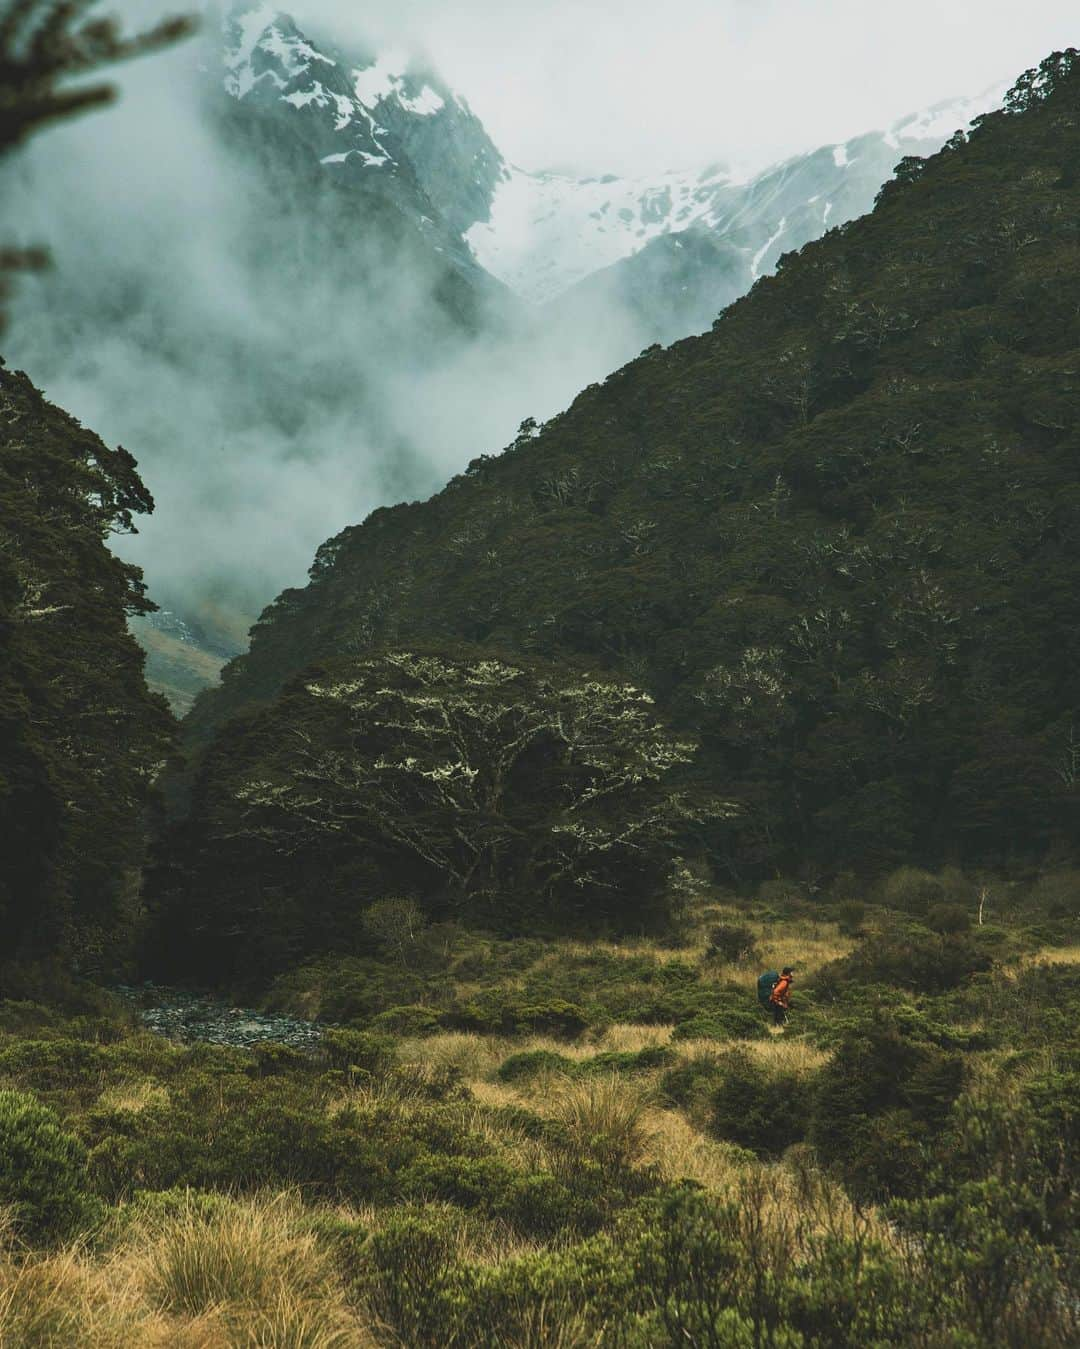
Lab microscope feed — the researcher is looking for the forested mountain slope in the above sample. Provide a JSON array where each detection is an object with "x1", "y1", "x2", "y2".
[
  {"x1": 171, "y1": 54, "x2": 1080, "y2": 970},
  {"x1": 0, "y1": 366, "x2": 172, "y2": 973}
]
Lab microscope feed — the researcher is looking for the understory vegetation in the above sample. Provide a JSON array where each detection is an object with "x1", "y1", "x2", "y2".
[{"x1": 0, "y1": 875, "x2": 1075, "y2": 1346}]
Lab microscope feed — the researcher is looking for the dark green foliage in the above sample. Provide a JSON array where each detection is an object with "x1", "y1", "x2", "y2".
[
  {"x1": 820, "y1": 922, "x2": 992, "y2": 996},
  {"x1": 497, "y1": 1049, "x2": 571, "y2": 1082},
  {"x1": 0, "y1": 1088, "x2": 99, "y2": 1243},
  {"x1": 706, "y1": 923, "x2": 757, "y2": 962},
  {"x1": 0, "y1": 369, "x2": 173, "y2": 972},
  {"x1": 160, "y1": 653, "x2": 696, "y2": 981},
  {"x1": 369, "y1": 1004, "x2": 443, "y2": 1037},
  {"x1": 810, "y1": 1015, "x2": 965, "y2": 1199},
  {"x1": 321, "y1": 1028, "x2": 397, "y2": 1078},
  {"x1": 496, "y1": 1044, "x2": 675, "y2": 1084},
  {"x1": 250, "y1": 1040, "x2": 309, "y2": 1076},
  {"x1": 182, "y1": 57, "x2": 1080, "y2": 926},
  {"x1": 670, "y1": 1006, "x2": 767, "y2": 1041},
  {"x1": 445, "y1": 993, "x2": 590, "y2": 1038},
  {"x1": 708, "y1": 1049, "x2": 813, "y2": 1156},
  {"x1": 835, "y1": 900, "x2": 866, "y2": 936},
  {"x1": 926, "y1": 902, "x2": 973, "y2": 934}
]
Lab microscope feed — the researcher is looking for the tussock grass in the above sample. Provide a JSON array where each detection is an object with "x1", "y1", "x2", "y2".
[
  {"x1": 545, "y1": 1075, "x2": 655, "y2": 1174},
  {"x1": 97, "y1": 1080, "x2": 170, "y2": 1114},
  {"x1": 397, "y1": 1031, "x2": 505, "y2": 1080},
  {"x1": 641, "y1": 1107, "x2": 751, "y2": 1189},
  {"x1": 1026, "y1": 945, "x2": 1080, "y2": 966},
  {"x1": 123, "y1": 1191, "x2": 369, "y2": 1347},
  {"x1": 589, "y1": 1023, "x2": 675, "y2": 1052}
]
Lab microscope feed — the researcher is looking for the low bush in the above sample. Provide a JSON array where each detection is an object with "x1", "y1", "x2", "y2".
[
  {"x1": 444, "y1": 993, "x2": 590, "y2": 1038},
  {"x1": 809, "y1": 1016, "x2": 964, "y2": 1199},
  {"x1": 706, "y1": 923, "x2": 758, "y2": 962},
  {"x1": 369, "y1": 1004, "x2": 442, "y2": 1036},
  {"x1": 0, "y1": 1089, "x2": 101, "y2": 1244},
  {"x1": 925, "y1": 903, "x2": 972, "y2": 935},
  {"x1": 496, "y1": 1049, "x2": 572, "y2": 1083},
  {"x1": 671, "y1": 1007, "x2": 767, "y2": 1041},
  {"x1": 817, "y1": 923, "x2": 992, "y2": 997},
  {"x1": 321, "y1": 1028, "x2": 397, "y2": 1077},
  {"x1": 708, "y1": 1049, "x2": 812, "y2": 1156},
  {"x1": 836, "y1": 900, "x2": 867, "y2": 936}
]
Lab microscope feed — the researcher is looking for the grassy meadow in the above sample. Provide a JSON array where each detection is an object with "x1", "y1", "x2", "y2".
[{"x1": 0, "y1": 867, "x2": 1075, "y2": 1346}]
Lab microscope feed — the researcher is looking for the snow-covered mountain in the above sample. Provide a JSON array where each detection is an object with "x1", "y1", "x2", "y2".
[
  {"x1": 221, "y1": 3, "x2": 1006, "y2": 322},
  {"x1": 468, "y1": 84, "x2": 1007, "y2": 306},
  {"x1": 1, "y1": 0, "x2": 1014, "y2": 711}
]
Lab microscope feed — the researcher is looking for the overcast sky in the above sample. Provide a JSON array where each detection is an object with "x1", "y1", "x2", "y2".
[{"x1": 263, "y1": 0, "x2": 1077, "y2": 175}]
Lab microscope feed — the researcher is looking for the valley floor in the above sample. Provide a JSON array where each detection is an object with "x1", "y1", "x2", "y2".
[{"x1": 0, "y1": 874, "x2": 1076, "y2": 1346}]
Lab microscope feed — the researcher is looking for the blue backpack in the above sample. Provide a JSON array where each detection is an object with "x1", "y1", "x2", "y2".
[{"x1": 757, "y1": 970, "x2": 780, "y2": 1008}]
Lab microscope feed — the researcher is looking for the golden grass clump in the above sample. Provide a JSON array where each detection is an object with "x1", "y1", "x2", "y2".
[
  {"x1": 97, "y1": 1080, "x2": 170, "y2": 1114},
  {"x1": 588, "y1": 1023, "x2": 675, "y2": 1053},
  {"x1": 397, "y1": 1031, "x2": 505, "y2": 1081},
  {"x1": 1026, "y1": 946, "x2": 1080, "y2": 966},
  {"x1": 640, "y1": 1107, "x2": 751, "y2": 1190},
  {"x1": 545, "y1": 1074, "x2": 655, "y2": 1174},
  {"x1": 122, "y1": 1191, "x2": 370, "y2": 1348}
]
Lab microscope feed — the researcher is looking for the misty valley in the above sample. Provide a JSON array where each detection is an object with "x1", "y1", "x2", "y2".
[{"x1": 0, "y1": 4, "x2": 1077, "y2": 1347}]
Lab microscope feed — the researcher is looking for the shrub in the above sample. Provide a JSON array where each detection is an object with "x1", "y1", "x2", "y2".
[
  {"x1": 809, "y1": 1017, "x2": 964, "y2": 1199},
  {"x1": 836, "y1": 900, "x2": 866, "y2": 936},
  {"x1": 0, "y1": 1038, "x2": 110, "y2": 1091},
  {"x1": 359, "y1": 896, "x2": 428, "y2": 962},
  {"x1": 250, "y1": 1041, "x2": 310, "y2": 1076},
  {"x1": 0, "y1": 1089, "x2": 100, "y2": 1243},
  {"x1": 671, "y1": 1006, "x2": 766, "y2": 1041},
  {"x1": 363, "y1": 1208, "x2": 462, "y2": 1347},
  {"x1": 445, "y1": 993, "x2": 590, "y2": 1038},
  {"x1": 819, "y1": 924, "x2": 992, "y2": 996},
  {"x1": 497, "y1": 1049, "x2": 573, "y2": 1083},
  {"x1": 369, "y1": 1004, "x2": 442, "y2": 1036},
  {"x1": 580, "y1": 1046, "x2": 676, "y2": 1075},
  {"x1": 321, "y1": 1029, "x2": 397, "y2": 1078},
  {"x1": 708, "y1": 1049, "x2": 810, "y2": 1156},
  {"x1": 878, "y1": 867, "x2": 941, "y2": 914},
  {"x1": 706, "y1": 923, "x2": 758, "y2": 962},
  {"x1": 659, "y1": 1054, "x2": 723, "y2": 1110},
  {"x1": 925, "y1": 903, "x2": 972, "y2": 935}
]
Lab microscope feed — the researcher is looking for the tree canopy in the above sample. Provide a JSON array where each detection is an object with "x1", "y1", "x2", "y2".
[{"x1": 182, "y1": 53, "x2": 1080, "y2": 900}]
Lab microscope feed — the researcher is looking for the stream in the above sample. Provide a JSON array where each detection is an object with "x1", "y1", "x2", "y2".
[{"x1": 113, "y1": 985, "x2": 327, "y2": 1050}]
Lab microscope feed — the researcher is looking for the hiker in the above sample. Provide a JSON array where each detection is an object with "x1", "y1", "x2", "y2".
[
  {"x1": 769, "y1": 967, "x2": 794, "y2": 1027},
  {"x1": 757, "y1": 966, "x2": 794, "y2": 1027}
]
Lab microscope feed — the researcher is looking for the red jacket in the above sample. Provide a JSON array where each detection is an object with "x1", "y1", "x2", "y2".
[{"x1": 770, "y1": 974, "x2": 793, "y2": 1007}]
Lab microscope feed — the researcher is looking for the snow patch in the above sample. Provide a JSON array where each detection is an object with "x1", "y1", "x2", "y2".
[
  {"x1": 332, "y1": 94, "x2": 355, "y2": 131},
  {"x1": 284, "y1": 82, "x2": 329, "y2": 110},
  {"x1": 224, "y1": 3, "x2": 276, "y2": 98},
  {"x1": 751, "y1": 217, "x2": 786, "y2": 280},
  {"x1": 832, "y1": 144, "x2": 849, "y2": 168},
  {"x1": 466, "y1": 161, "x2": 737, "y2": 304},
  {"x1": 260, "y1": 25, "x2": 335, "y2": 76},
  {"x1": 353, "y1": 49, "x2": 410, "y2": 106},
  {"x1": 889, "y1": 79, "x2": 1009, "y2": 144},
  {"x1": 397, "y1": 85, "x2": 445, "y2": 117}
]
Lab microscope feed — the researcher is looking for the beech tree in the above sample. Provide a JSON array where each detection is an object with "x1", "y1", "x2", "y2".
[{"x1": 166, "y1": 651, "x2": 728, "y2": 979}]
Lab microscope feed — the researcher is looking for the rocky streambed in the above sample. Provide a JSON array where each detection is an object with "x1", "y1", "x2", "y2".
[{"x1": 113, "y1": 985, "x2": 326, "y2": 1050}]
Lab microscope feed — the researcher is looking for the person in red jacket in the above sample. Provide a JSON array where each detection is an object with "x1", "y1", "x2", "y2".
[{"x1": 769, "y1": 968, "x2": 794, "y2": 1027}]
